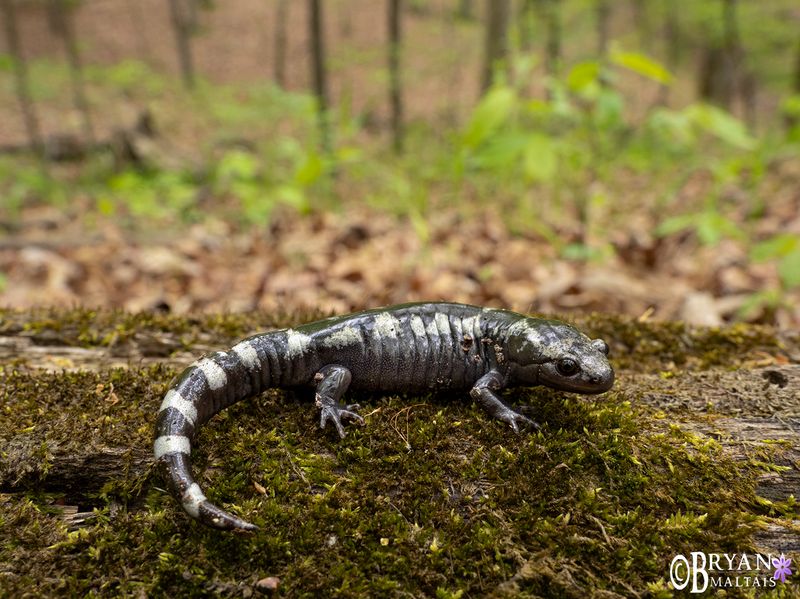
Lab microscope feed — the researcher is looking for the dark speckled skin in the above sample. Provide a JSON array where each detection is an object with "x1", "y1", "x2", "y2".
[{"x1": 154, "y1": 302, "x2": 614, "y2": 531}]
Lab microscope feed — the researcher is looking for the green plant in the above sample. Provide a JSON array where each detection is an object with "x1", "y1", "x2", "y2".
[
  {"x1": 655, "y1": 207, "x2": 745, "y2": 246},
  {"x1": 212, "y1": 145, "x2": 333, "y2": 225},
  {"x1": 0, "y1": 160, "x2": 67, "y2": 217},
  {"x1": 99, "y1": 169, "x2": 198, "y2": 221},
  {"x1": 781, "y1": 95, "x2": 800, "y2": 142},
  {"x1": 751, "y1": 234, "x2": 800, "y2": 290}
]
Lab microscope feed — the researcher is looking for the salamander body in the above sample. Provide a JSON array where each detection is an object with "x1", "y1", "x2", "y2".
[{"x1": 154, "y1": 302, "x2": 614, "y2": 531}]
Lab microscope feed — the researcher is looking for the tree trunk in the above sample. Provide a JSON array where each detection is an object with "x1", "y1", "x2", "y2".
[
  {"x1": 795, "y1": 35, "x2": 800, "y2": 94},
  {"x1": 720, "y1": 0, "x2": 742, "y2": 107},
  {"x1": 0, "y1": 0, "x2": 44, "y2": 157},
  {"x1": 630, "y1": 0, "x2": 651, "y2": 53},
  {"x1": 657, "y1": 0, "x2": 679, "y2": 105},
  {"x1": 596, "y1": 0, "x2": 610, "y2": 55},
  {"x1": 48, "y1": 0, "x2": 95, "y2": 144},
  {"x1": 518, "y1": 0, "x2": 536, "y2": 52},
  {"x1": 543, "y1": 0, "x2": 562, "y2": 83},
  {"x1": 308, "y1": 0, "x2": 332, "y2": 155},
  {"x1": 387, "y1": 0, "x2": 404, "y2": 153},
  {"x1": 481, "y1": 0, "x2": 510, "y2": 93},
  {"x1": 786, "y1": 36, "x2": 800, "y2": 133},
  {"x1": 662, "y1": 0, "x2": 679, "y2": 70},
  {"x1": 274, "y1": 0, "x2": 289, "y2": 87},
  {"x1": 168, "y1": 0, "x2": 195, "y2": 89},
  {"x1": 185, "y1": 0, "x2": 199, "y2": 31},
  {"x1": 698, "y1": 0, "x2": 743, "y2": 110}
]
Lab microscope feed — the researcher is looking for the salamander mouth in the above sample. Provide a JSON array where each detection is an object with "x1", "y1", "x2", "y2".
[{"x1": 538, "y1": 364, "x2": 615, "y2": 393}]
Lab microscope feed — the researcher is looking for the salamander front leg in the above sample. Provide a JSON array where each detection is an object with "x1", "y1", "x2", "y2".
[
  {"x1": 314, "y1": 364, "x2": 364, "y2": 438},
  {"x1": 470, "y1": 369, "x2": 539, "y2": 433}
]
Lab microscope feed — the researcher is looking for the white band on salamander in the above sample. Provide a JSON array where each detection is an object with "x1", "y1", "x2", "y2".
[
  {"x1": 410, "y1": 315, "x2": 426, "y2": 337},
  {"x1": 153, "y1": 435, "x2": 191, "y2": 459},
  {"x1": 373, "y1": 312, "x2": 399, "y2": 339},
  {"x1": 286, "y1": 329, "x2": 312, "y2": 358},
  {"x1": 159, "y1": 389, "x2": 197, "y2": 426},
  {"x1": 182, "y1": 483, "x2": 207, "y2": 518},
  {"x1": 232, "y1": 340, "x2": 260, "y2": 370},
  {"x1": 195, "y1": 358, "x2": 227, "y2": 390}
]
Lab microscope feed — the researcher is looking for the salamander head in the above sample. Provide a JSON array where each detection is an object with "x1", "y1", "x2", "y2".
[{"x1": 507, "y1": 319, "x2": 614, "y2": 394}]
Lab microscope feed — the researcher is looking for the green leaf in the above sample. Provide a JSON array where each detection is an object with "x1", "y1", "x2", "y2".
[
  {"x1": 522, "y1": 134, "x2": 558, "y2": 182},
  {"x1": 216, "y1": 150, "x2": 259, "y2": 182},
  {"x1": 781, "y1": 94, "x2": 800, "y2": 119},
  {"x1": 778, "y1": 246, "x2": 800, "y2": 289},
  {"x1": 294, "y1": 151, "x2": 324, "y2": 186},
  {"x1": 655, "y1": 214, "x2": 696, "y2": 237},
  {"x1": 737, "y1": 289, "x2": 781, "y2": 320},
  {"x1": 566, "y1": 61, "x2": 600, "y2": 92},
  {"x1": 696, "y1": 211, "x2": 744, "y2": 245},
  {"x1": 696, "y1": 215, "x2": 723, "y2": 246},
  {"x1": 471, "y1": 132, "x2": 527, "y2": 171},
  {"x1": 655, "y1": 211, "x2": 743, "y2": 245},
  {"x1": 647, "y1": 108, "x2": 694, "y2": 146},
  {"x1": 96, "y1": 196, "x2": 116, "y2": 217},
  {"x1": 751, "y1": 234, "x2": 798, "y2": 262},
  {"x1": 685, "y1": 104, "x2": 755, "y2": 150},
  {"x1": 610, "y1": 50, "x2": 673, "y2": 85},
  {"x1": 593, "y1": 88, "x2": 624, "y2": 129},
  {"x1": 463, "y1": 86, "x2": 517, "y2": 148},
  {"x1": 275, "y1": 184, "x2": 308, "y2": 212},
  {"x1": 408, "y1": 207, "x2": 430, "y2": 244},
  {"x1": 335, "y1": 146, "x2": 363, "y2": 163},
  {"x1": 561, "y1": 243, "x2": 601, "y2": 261},
  {"x1": 239, "y1": 185, "x2": 274, "y2": 224}
]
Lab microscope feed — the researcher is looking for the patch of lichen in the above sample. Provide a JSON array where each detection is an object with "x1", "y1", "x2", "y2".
[{"x1": 0, "y1": 309, "x2": 794, "y2": 597}]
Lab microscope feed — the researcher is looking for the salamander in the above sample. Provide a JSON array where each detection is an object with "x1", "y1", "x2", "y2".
[{"x1": 154, "y1": 302, "x2": 614, "y2": 531}]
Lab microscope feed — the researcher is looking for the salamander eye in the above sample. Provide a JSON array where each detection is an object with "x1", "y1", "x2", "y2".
[
  {"x1": 556, "y1": 358, "x2": 580, "y2": 377},
  {"x1": 592, "y1": 339, "x2": 609, "y2": 356}
]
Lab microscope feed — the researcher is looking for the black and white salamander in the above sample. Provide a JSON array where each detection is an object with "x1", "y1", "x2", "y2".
[{"x1": 154, "y1": 302, "x2": 614, "y2": 531}]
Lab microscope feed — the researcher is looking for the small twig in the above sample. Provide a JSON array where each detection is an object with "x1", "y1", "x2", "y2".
[{"x1": 389, "y1": 403, "x2": 427, "y2": 451}]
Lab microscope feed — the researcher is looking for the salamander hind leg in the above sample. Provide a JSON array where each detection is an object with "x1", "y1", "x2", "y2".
[
  {"x1": 470, "y1": 369, "x2": 540, "y2": 433},
  {"x1": 314, "y1": 365, "x2": 364, "y2": 438}
]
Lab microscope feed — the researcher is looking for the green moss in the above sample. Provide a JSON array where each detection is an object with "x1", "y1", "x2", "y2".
[
  {"x1": 1, "y1": 309, "x2": 797, "y2": 597},
  {"x1": 2, "y1": 309, "x2": 791, "y2": 374},
  {"x1": 570, "y1": 313, "x2": 789, "y2": 372},
  {"x1": 0, "y1": 307, "x2": 334, "y2": 353}
]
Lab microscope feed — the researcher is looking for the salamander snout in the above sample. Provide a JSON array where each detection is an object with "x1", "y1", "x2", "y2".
[
  {"x1": 534, "y1": 334, "x2": 615, "y2": 394},
  {"x1": 586, "y1": 365, "x2": 615, "y2": 392}
]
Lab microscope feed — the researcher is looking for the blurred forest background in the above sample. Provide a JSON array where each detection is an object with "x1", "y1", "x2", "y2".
[{"x1": 0, "y1": 0, "x2": 799, "y2": 327}]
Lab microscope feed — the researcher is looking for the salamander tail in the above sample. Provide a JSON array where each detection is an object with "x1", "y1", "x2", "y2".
[
  {"x1": 155, "y1": 451, "x2": 258, "y2": 531},
  {"x1": 154, "y1": 337, "x2": 271, "y2": 531}
]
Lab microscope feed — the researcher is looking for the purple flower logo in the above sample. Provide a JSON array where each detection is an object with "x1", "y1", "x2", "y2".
[{"x1": 773, "y1": 554, "x2": 792, "y2": 584}]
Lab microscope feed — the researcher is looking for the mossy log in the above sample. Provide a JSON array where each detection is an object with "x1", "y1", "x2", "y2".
[{"x1": 1, "y1": 309, "x2": 798, "y2": 597}]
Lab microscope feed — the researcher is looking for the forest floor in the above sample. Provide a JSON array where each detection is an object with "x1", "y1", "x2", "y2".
[
  {"x1": 1, "y1": 186, "x2": 799, "y2": 330},
  {"x1": 3, "y1": 0, "x2": 798, "y2": 329}
]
